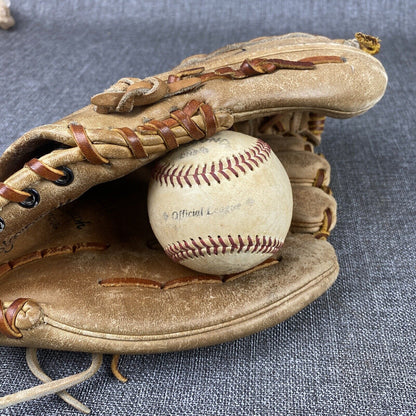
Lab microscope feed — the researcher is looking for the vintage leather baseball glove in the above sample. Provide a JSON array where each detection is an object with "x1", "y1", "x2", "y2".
[{"x1": 0, "y1": 33, "x2": 386, "y2": 412}]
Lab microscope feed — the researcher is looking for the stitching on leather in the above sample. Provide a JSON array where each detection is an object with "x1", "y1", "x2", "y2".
[
  {"x1": 165, "y1": 234, "x2": 284, "y2": 262},
  {"x1": 0, "y1": 242, "x2": 109, "y2": 278},
  {"x1": 152, "y1": 139, "x2": 272, "y2": 187},
  {"x1": 0, "y1": 242, "x2": 278, "y2": 291},
  {"x1": 98, "y1": 257, "x2": 278, "y2": 289},
  {"x1": 41, "y1": 259, "x2": 338, "y2": 341}
]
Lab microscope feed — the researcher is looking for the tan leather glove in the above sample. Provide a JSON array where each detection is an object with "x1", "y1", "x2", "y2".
[{"x1": 0, "y1": 33, "x2": 386, "y2": 413}]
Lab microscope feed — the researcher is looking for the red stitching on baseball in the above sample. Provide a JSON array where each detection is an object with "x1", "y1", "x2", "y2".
[
  {"x1": 176, "y1": 166, "x2": 184, "y2": 187},
  {"x1": 233, "y1": 155, "x2": 245, "y2": 174},
  {"x1": 152, "y1": 139, "x2": 272, "y2": 187},
  {"x1": 228, "y1": 235, "x2": 237, "y2": 253},
  {"x1": 246, "y1": 235, "x2": 253, "y2": 253},
  {"x1": 253, "y1": 236, "x2": 260, "y2": 252},
  {"x1": 239, "y1": 153, "x2": 254, "y2": 171},
  {"x1": 165, "y1": 234, "x2": 283, "y2": 263},
  {"x1": 208, "y1": 235, "x2": 219, "y2": 255},
  {"x1": 184, "y1": 166, "x2": 193, "y2": 187},
  {"x1": 168, "y1": 166, "x2": 177, "y2": 187},
  {"x1": 226, "y1": 158, "x2": 239, "y2": 177},
  {"x1": 190, "y1": 238, "x2": 203, "y2": 257},
  {"x1": 246, "y1": 150, "x2": 259, "y2": 167},
  {"x1": 199, "y1": 236, "x2": 211, "y2": 255},
  {"x1": 193, "y1": 166, "x2": 201, "y2": 185},
  {"x1": 218, "y1": 235, "x2": 227, "y2": 254},
  {"x1": 237, "y1": 235, "x2": 244, "y2": 253}
]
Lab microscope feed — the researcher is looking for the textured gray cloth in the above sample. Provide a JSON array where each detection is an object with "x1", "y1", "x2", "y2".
[{"x1": 0, "y1": 1, "x2": 415, "y2": 415}]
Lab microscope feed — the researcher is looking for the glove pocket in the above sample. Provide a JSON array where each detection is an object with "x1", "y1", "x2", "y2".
[
  {"x1": 0, "y1": 233, "x2": 338, "y2": 354},
  {"x1": 0, "y1": 173, "x2": 338, "y2": 354}
]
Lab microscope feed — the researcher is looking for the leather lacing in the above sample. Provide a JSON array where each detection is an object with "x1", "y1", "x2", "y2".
[
  {"x1": 99, "y1": 256, "x2": 279, "y2": 289},
  {"x1": 0, "y1": 100, "x2": 217, "y2": 231},
  {"x1": 0, "y1": 298, "x2": 29, "y2": 339},
  {"x1": 91, "y1": 55, "x2": 344, "y2": 113},
  {"x1": 314, "y1": 208, "x2": 333, "y2": 240},
  {"x1": 0, "y1": 44, "x2": 368, "y2": 414},
  {"x1": 0, "y1": 348, "x2": 124, "y2": 412},
  {"x1": 0, "y1": 348, "x2": 103, "y2": 413},
  {"x1": 0, "y1": 240, "x2": 278, "y2": 298},
  {"x1": 308, "y1": 113, "x2": 326, "y2": 137},
  {"x1": 0, "y1": 160, "x2": 72, "y2": 204},
  {"x1": 70, "y1": 100, "x2": 216, "y2": 164},
  {"x1": 0, "y1": 248, "x2": 277, "y2": 412}
]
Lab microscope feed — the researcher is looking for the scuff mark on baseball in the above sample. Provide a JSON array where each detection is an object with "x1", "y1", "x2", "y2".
[{"x1": 147, "y1": 130, "x2": 293, "y2": 275}]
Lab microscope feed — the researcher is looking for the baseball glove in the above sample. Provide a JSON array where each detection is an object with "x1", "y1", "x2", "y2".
[{"x1": 0, "y1": 33, "x2": 386, "y2": 412}]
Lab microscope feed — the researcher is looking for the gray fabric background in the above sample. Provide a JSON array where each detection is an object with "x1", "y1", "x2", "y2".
[{"x1": 0, "y1": 1, "x2": 415, "y2": 415}]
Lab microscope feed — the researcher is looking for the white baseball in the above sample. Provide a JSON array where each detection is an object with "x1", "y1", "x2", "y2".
[{"x1": 147, "y1": 130, "x2": 293, "y2": 275}]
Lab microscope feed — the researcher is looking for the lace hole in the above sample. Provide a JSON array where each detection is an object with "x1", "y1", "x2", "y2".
[
  {"x1": 18, "y1": 188, "x2": 40, "y2": 209},
  {"x1": 53, "y1": 166, "x2": 74, "y2": 186},
  {"x1": 0, "y1": 217, "x2": 4, "y2": 232}
]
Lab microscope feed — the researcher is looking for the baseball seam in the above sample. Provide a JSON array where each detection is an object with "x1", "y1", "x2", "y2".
[
  {"x1": 152, "y1": 139, "x2": 272, "y2": 187},
  {"x1": 165, "y1": 234, "x2": 284, "y2": 262}
]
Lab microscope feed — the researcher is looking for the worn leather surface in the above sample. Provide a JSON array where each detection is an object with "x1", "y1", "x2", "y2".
[
  {"x1": 0, "y1": 33, "x2": 386, "y2": 253},
  {"x1": 0, "y1": 147, "x2": 338, "y2": 354},
  {"x1": 0, "y1": 33, "x2": 386, "y2": 354}
]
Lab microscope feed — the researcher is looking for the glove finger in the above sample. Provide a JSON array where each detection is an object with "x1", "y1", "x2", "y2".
[
  {"x1": 234, "y1": 111, "x2": 325, "y2": 148},
  {"x1": 275, "y1": 151, "x2": 331, "y2": 188},
  {"x1": 291, "y1": 185, "x2": 336, "y2": 236},
  {"x1": 0, "y1": 34, "x2": 385, "y2": 248},
  {"x1": 256, "y1": 133, "x2": 315, "y2": 152}
]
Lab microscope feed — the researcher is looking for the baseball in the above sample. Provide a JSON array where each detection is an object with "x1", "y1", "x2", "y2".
[{"x1": 147, "y1": 130, "x2": 293, "y2": 275}]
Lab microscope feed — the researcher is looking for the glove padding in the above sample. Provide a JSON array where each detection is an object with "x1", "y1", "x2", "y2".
[{"x1": 0, "y1": 32, "x2": 386, "y2": 412}]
